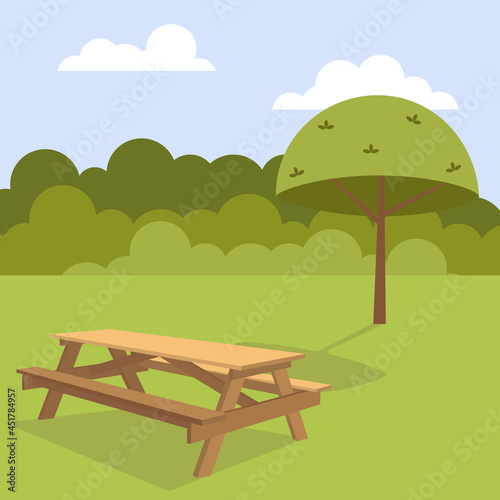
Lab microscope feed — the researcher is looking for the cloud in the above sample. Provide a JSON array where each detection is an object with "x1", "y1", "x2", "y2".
[
  {"x1": 272, "y1": 55, "x2": 457, "y2": 110},
  {"x1": 58, "y1": 24, "x2": 215, "y2": 71}
]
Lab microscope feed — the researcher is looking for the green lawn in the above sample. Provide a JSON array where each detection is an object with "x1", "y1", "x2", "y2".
[{"x1": 2, "y1": 276, "x2": 499, "y2": 499}]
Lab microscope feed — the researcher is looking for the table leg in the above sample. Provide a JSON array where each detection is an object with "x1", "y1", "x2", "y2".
[
  {"x1": 38, "y1": 342, "x2": 82, "y2": 420},
  {"x1": 108, "y1": 348, "x2": 145, "y2": 392},
  {"x1": 272, "y1": 368, "x2": 308, "y2": 441},
  {"x1": 193, "y1": 378, "x2": 244, "y2": 478}
]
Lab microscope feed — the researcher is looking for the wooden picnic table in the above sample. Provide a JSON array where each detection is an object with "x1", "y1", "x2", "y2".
[{"x1": 17, "y1": 329, "x2": 330, "y2": 477}]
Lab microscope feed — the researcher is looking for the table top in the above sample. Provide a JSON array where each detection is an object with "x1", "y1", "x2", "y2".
[{"x1": 52, "y1": 330, "x2": 305, "y2": 371}]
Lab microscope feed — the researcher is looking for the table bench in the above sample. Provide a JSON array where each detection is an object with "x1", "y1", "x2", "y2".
[{"x1": 17, "y1": 329, "x2": 330, "y2": 477}]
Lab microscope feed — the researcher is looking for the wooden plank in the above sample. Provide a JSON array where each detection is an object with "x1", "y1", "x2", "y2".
[
  {"x1": 243, "y1": 376, "x2": 330, "y2": 394},
  {"x1": 108, "y1": 349, "x2": 146, "y2": 392},
  {"x1": 272, "y1": 368, "x2": 308, "y2": 441},
  {"x1": 142, "y1": 358, "x2": 331, "y2": 393},
  {"x1": 22, "y1": 373, "x2": 40, "y2": 390},
  {"x1": 38, "y1": 342, "x2": 81, "y2": 420},
  {"x1": 52, "y1": 330, "x2": 305, "y2": 371},
  {"x1": 68, "y1": 364, "x2": 149, "y2": 379},
  {"x1": 227, "y1": 362, "x2": 291, "y2": 379},
  {"x1": 18, "y1": 367, "x2": 227, "y2": 426},
  {"x1": 162, "y1": 358, "x2": 257, "y2": 407},
  {"x1": 188, "y1": 390, "x2": 320, "y2": 443},
  {"x1": 193, "y1": 378, "x2": 245, "y2": 478},
  {"x1": 142, "y1": 358, "x2": 227, "y2": 376}
]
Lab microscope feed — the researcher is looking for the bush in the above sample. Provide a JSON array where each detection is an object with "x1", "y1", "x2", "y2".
[
  {"x1": 387, "y1": 239, "x2": 447, "y2": 275},
  {"x1": 0, "y1": 186, "x2": 134, "y2": 274},
  {"x1": 65, "y1": 224, "x2": 375, "y2": 275}
]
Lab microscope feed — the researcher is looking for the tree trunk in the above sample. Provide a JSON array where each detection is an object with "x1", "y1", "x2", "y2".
[
  {"x1": 333, "y1": 176, "x2": 444, "y2": 325},
  {"x1": 373, "y1": 176, "x2": 386, "y2": 324}
]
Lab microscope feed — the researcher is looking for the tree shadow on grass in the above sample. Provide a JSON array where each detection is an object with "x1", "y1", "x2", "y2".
[
  {"x1": 241, "y1": 325, "x2": 385, "y2": 391},
  {"x1": 18, "y1": 410, "x2": 290, "y2": 490}
]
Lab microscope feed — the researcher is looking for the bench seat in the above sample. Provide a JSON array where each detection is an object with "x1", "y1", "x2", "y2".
[
  {"x1": 141, "y1": 357, "x2": 332, "y2": 394},
  {"x1": 17, "y1": 367, "x2": 226, "y2": 427}
]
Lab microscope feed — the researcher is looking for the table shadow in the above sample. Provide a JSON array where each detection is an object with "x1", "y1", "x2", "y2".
[
  {"x1": 241, "y1": 326, "x2": 385, "y2": 391},
  {"x1": 18, "y1": 410, "x2": 291, "y2": 490}
]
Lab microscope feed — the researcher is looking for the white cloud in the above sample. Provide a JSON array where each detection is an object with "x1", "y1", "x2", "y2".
[
  {"x1": 272, "y1": 55, "x2": 457, "y2": 110},
  {"x1": 58, "y1": 24, "x2": 215, "y2": 71}
]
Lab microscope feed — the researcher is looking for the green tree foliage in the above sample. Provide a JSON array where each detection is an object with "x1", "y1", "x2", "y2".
[
  {"x1": 0, "y1": 186, "x2": 134, "y2": 274},
  {"x1": 276, "y1": 96, "x2": 479, "y2": 214},
  {"x1": 0, "y1": 140, "x2": 319, "y2": 236},
  {"x1": 438, "y1": 198, "x2": 500, "y2": 236},
  {"x1": 1, "y1": 139, "x2": 499, "y2": 275},
  {"x1": 1, "y1": 138, "x2": 499, "y2": 239},
  {"x1": 0, "y1": 150, "x2": 79, "y2": 233},
  {"x1": 435, "y1": 224, "x2": 482, "y2": 275},
  {"x1": 482, "y1": 227, "x2": 500, "y2": 274},
  {"x1": 183, "y1": 194, "x2": 309, "y2": 253},
  {"x1": 260, "y1": 155, "x2": 318, "y2": 225},
  {"x1": 0, "y1": 188, "x2": 314, "y2": 274}
]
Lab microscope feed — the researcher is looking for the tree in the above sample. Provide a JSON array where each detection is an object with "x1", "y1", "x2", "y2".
[
  {"x1": 438, "y1": 198, "x2": 500, "y2": 236},
  {"x1": 0, "y1": 149, "x2": 79, "y2": 233},
  {"x1": 276, "y1": 96, "x2": 479, "y2": 324}
]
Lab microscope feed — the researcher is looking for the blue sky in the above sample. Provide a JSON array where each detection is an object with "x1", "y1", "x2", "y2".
[{"x1": 2, "y1": 0, "x2": 499, "y2": 207}]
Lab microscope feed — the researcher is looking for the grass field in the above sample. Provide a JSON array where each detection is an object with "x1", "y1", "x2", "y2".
[{"x1": 2, "y1": 275, "x2": 499, "y2": 500}]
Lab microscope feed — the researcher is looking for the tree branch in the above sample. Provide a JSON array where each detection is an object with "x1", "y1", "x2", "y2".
[
  {"x1": 385, "y1": 182, "x2": 447, "y2": 217},
  {"x1": 332, "y1": 179, "x2": 378, "y2": 222}
]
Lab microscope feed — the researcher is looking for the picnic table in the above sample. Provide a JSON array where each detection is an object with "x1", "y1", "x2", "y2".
[{"x1": 17, "y1": 329, "x2": 330, "y2": 477}]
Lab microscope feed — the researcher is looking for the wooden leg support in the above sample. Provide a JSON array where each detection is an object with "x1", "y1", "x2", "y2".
[
  {"x1": 108, "y1": 348, "x2": 145, "y2": 392},
  {"x1": 38, "y1": 342, "x2": 82, "y2": 420},
  {"x1": 193, "y1": 378, "x2": 244, "y2": 478},
  {"x1": 272, "y1": 368, "x2": 308, "y2": 441},
  {"x1": 162, "y1": 358, "x2": 257, "y2": 407}
]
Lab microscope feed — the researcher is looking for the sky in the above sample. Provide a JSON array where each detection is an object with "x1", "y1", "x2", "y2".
[{"x1": 2, "y1": 0, "x2": 500, "y2": 207}]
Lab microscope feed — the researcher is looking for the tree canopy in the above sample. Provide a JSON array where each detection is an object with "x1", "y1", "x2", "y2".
[{"x1": 276, "y1": 96, "x2": 478, "y2": 214}]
